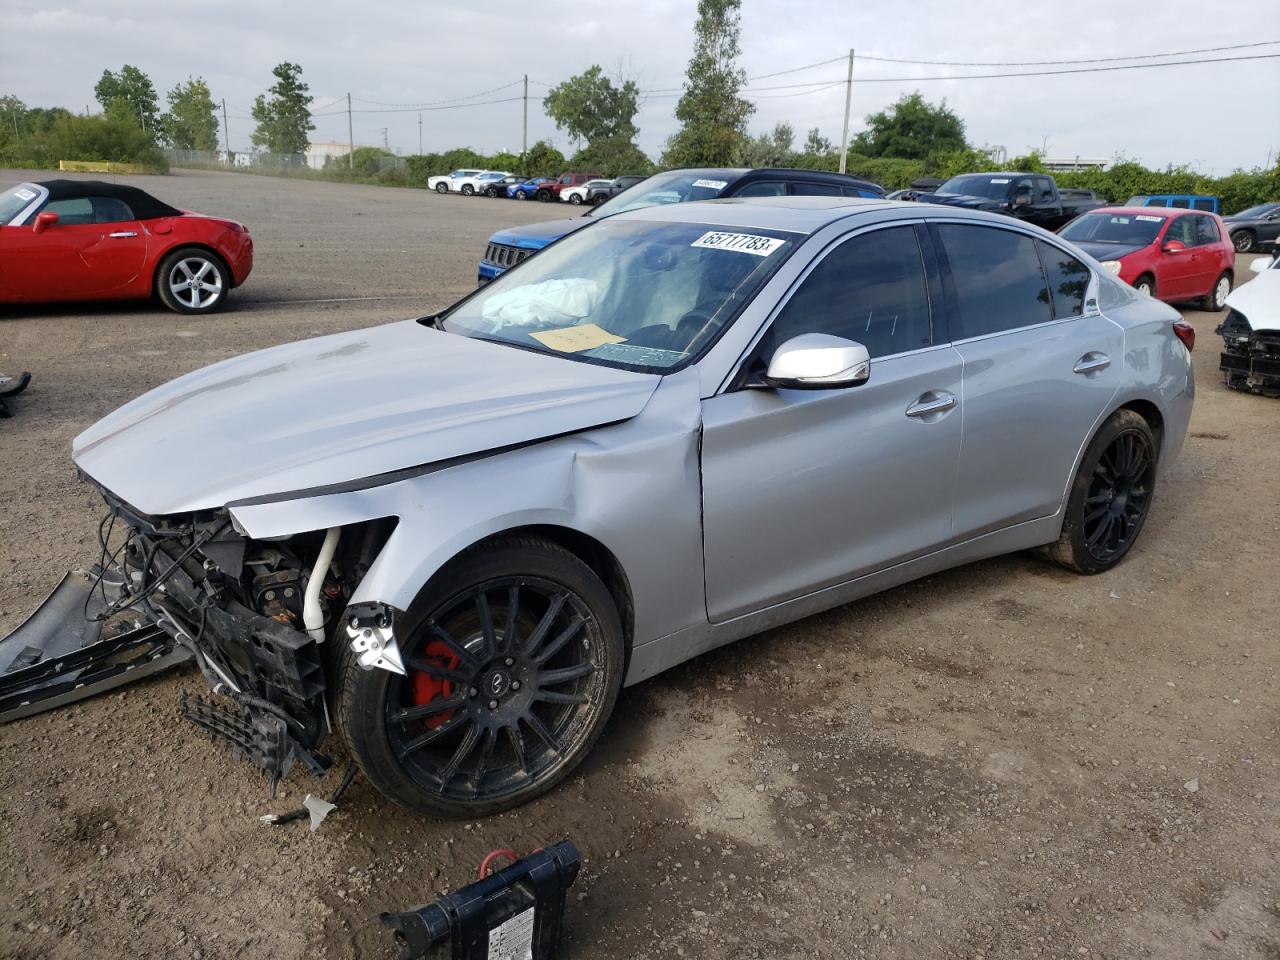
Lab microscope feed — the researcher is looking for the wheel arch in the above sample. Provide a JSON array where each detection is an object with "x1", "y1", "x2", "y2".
[{"x1": 151, "y1": 242, "x2": 232, "y2": 296}]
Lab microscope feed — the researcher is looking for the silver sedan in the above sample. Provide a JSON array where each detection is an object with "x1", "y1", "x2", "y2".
[{"x1": 66, "y1": 197, "x2": 1194, "y2": 817}]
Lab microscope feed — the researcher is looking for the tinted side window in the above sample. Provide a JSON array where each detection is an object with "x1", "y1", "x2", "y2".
[
  {"x1": 1145, "y1": 197, "x2": 1166, "y2": 207},
  {"x1": 733, "y1": 181, "x2": 787, "y2": 198},
  {"x1": 790, "y1": 181, "x2": 842, "y2": 197},
  {"x1": 90, "y1": 197, "x2": 134, "y2": 223},
  {"x1": 1035, "y1": 177, "x2": 1055, "y2": 202},
  {"x1": 1193, "y1": 198, "x2": 1215, "y2": 211},
  {"x1": 1171, "y1": 198, "x2": 1190, "y2": 208},
  {"x1": 936, "y1": 224, "x2": 1052, "y2": 338},
  {"x1": 1195, "y1": 215, "x2": 1220, "y2": 245},
  {"x1": 1036, "y1": 241, "x2": 1090, "y2": 318},
  {"x1": 768, "y1": 226, "x2": 933, "y2": 358}
]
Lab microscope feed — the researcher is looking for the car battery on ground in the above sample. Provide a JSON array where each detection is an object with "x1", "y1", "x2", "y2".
[{"x1": 381, "y1": 840, "x2": 581, "y2": 960}]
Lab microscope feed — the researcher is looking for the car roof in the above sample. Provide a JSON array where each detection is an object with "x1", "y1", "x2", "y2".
[
  {"x1": 612, "y1": 196, "x2": 925, "y2": 233},
  {"x1": 33, "y1": 179, "x2": 182, "y2": 219},
  {"x1": 1088, "y1": 206, "x2": 1204, "y2": 217}
]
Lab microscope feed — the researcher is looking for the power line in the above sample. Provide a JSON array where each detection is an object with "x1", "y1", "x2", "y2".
[
  {"x1": 349, "y1": 79, "x2": 523, "y2": 109},
  {"x1": 312, "y1": 95, "x2": 524, "y2": 117},
  {"x1": 856, "y1": 38, "x2": 1280, "y2": 67}
]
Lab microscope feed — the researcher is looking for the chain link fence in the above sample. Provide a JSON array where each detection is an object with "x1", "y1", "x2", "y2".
[{"x1": 164, "y1": 149, "x2": 411, "y2": 181}]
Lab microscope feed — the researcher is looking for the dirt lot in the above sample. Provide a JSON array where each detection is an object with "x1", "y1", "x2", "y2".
[{"x1": 0, "y1": 168, "x2": 1276, "y2": 960}]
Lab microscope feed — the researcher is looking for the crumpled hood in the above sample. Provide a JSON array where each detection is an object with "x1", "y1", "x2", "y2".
[
  {"x1": 1070, "y1": 241, "x2": 1150, "y2": 263},
  {"x1": 74, "y1": 320, "x2": 659, "y2": 515},
  {"x1": 1225, "y1": 270, "x2": 1280, "y2": 332},
  {"x1": 489, "y1": 216, "x2": 594, "y2": 250},
  {"x1": 919, "y1": 193, "x2": 1004, "y2": 211}
]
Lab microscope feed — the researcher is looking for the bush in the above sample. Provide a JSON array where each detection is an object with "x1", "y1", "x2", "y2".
[{"x1": 0, "y1": 112, "x2": 167, "y2": 172}]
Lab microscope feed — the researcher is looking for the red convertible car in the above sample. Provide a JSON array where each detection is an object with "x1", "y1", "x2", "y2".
[{"x1": 0, "y1": 179, "x2": 252, "y2": 314}]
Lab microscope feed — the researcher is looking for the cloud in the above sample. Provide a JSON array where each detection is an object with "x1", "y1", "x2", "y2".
[{"x1": 3, "y1": 0, "x2": 1276, "y2": 173}]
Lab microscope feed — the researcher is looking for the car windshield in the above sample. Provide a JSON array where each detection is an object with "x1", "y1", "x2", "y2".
[
  {"x1": 936, "y1": 175, "x2": 1015, "y2": 200},
  {"x1": 589, "y1": 169, "x2": 743, "y2": 218},
  {"x1": 0, "y1": 184, "x2": 40, "y2": 225},
  {"x1": 1232, "y1": 203, "x2": 1278, "y2": 218},
  {"x1": 1060, "y1": 212, "x2": 1166, "y2": 246},
  {"x1": 442, "y1": 219, "x2": 798, "y2": 373}
]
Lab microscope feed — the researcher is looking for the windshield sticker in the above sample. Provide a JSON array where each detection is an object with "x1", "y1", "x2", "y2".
[
  {"x1": 529, "y1": 323, "x2": 626, "y2": 353},
  {"x1": 989, "y1": 178, "x2": 1011, "y2": 184},
  {"x1": 1136, "y1": 215, "x2": 1164, "y2": 222},
  {"x1": 586, "y1": 342, "x2": 686, "y2": 366},
  {"x1": 1108, "y1": 217, "x2": 1131, "y2": 224},
  {"x1": 691, "y1": 231, "x2": 785, "y2": 257},
  {"x1": 691, "y1": 179, "x2": 729, "y2": 190},
  {"x1": 14, "y1": 188, "x2": 36, "y2": 201}
]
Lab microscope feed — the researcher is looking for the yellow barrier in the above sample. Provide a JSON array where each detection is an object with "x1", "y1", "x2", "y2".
[{"x1": 58, "y1": 160, "x2": 158, "y2": 174}]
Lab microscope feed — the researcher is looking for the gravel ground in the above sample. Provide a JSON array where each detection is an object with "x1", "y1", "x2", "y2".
[{"x1": 0, "y1": 169, "x2": 1276, "y2": 960}]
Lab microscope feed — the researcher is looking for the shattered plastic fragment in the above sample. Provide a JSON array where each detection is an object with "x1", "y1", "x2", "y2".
[{"x1": 304, "y1": 793, "x2": 337, "y2": 831}]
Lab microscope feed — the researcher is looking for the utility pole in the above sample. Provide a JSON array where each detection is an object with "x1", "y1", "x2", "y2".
[
  {"x1": 221, "y1": 98, "x2": 230, "y2": 158},
  {"x1": 522, "y1": 74, "x2": 529, "y2": 163},
  {"x1": 381, "y1": 127, "x2": 388, "y2": 150},
  {"x1": 418, "y1": 113, "x2": 423, "y2": 155},
  {"x1": 346, "y1": 93, "x2": 354, "y2": 169},
  {"x1": 838, "y1": 48, "x2": 854, "y2": 175}
]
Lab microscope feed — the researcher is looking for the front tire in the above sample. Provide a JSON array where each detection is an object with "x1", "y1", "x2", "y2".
[
  {"x1": 435, "y1": 182, "x2": 449, "y2": 194},
  {"x1": 515, "y1": 190, "x2": 527, "y2": 201},
  {"x1": 1231, "y1": 230, "x2": 1255, "y2": 253},
  {"x1": 156, "y1": 247, "x2": 230, "y2": 315},
  {"x1": 536, "y1": 188, "x2": 552, "y2": 202},
  {"x1": 1200, "y1": 272, "x2": 1232, "y2": 311},
  {"x1": 1047, "y1": 410, "x2": 1158, "y2": 575},
  {"x1": 1134, "y1": 274, "x2": 1155, "y2": 298},
  {"x1": 339, "y1": 537, "x2": 625, "y2": 818},
  {"x1": 568, "y1": 193, "x2": 583, "y2": 205},
  {"x1": 485, "y1": 187, "x2": 500, "y2": 198}
]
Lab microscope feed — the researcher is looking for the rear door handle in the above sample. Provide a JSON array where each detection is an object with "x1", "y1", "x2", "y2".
[
  {"x1": 1073, "y1": 352, "x2": 1111, "y2": 375},
  {"x1": 905, "y1": 391, "x2": 957, "y2": 418},
  {"x1": 108, "y1": 231, "x2": 138, "y2": 238}
]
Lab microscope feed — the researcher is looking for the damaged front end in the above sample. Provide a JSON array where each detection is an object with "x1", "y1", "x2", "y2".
[
  {"x1": 1217, "y1": 309, "x2": 1280, "y2": 397},
  {"x1": 0, "y1": 488, "x2": 399, "y2": 794}
]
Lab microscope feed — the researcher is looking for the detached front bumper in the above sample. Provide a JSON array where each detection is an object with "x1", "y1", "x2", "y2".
[{"x1": 1217, "y1": 311, "x2": 1280, "y2": 396}]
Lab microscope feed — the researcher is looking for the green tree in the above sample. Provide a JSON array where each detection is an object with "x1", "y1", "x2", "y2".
[
  {"x1": 163, "y1": 77, "x2": 219, "y2": 151},
  {"x1": 251, "y1": 62, "x2": 314, "y2": 155},
  {"x1": 44, "y1": 112, "x2": 167, "y2": 170},
  {"x1": 734, "y1": 122, "x2": 794, "y2": 167},
  {"x1": 543, "y1": 66, "x2": 640, "y2": 146},
  {"x1": 0, "y1": 95, "x2": 24, "y2": 154},
  {"x1": 851, "y1": 92, "x2": 967, "y2": 160},
  {"x1": 803, "y1": 127, "x2": 833, "y2": 155},
  {"x1": 569, "y1": 137, "x2": 654, "y2": 177},
  {"x1": 525, "y1": 140, "x2": 566, "y2": 176},
  {"x1": 94, "y1": 65, "x2": 160, "y2": 137},
  {"x1": 662, "y1": 0, "x2": 754, "y2": 166}
]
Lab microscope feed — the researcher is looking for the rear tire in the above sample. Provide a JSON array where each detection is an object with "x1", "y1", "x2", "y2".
[
  {"x1": 339, "y1": 536, "x2": 625, "y2": 818},
  {"x1": 1231, "y1": 230, "x2": 1255, "y2": 253},
  {"x1": 1200, "y1": 272, "x2": 1232, "y2": 311},
  {"x1": 1133, "y1": 274, "x2": 1155, "y2": 298},
  {"x1": 1047, "y1": 409, "x2": 1158, "y2": 575},
  {"x1": 155, "y1": 247, "x2": 230, "y2": 315}
]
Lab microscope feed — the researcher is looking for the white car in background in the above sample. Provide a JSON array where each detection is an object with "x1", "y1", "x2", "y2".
[
  {"x1": 428, "y1": 169, "x2": 489, "y2": 194},
  {"x1": 1217, "y1": 254, "x2": 1280, "y2": 396},
  {"x1": 561, "y1": 179, "x2": 613, "y2": 205}
]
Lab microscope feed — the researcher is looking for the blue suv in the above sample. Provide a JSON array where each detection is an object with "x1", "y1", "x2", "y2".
[
  {"x1": 507, "y1": 177, "x2": 556, "y2": 201},
  {"x1": 478, "y1": 167, "x2": 885, "y2": 284},
  {"x1": 1125, "y1": 194, "x2": 1220, "y2": 214}
]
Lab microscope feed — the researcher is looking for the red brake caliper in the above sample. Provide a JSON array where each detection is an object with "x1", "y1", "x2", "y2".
[{"x1": 410, "y1": 640, "x2": 461, "y2": 730}]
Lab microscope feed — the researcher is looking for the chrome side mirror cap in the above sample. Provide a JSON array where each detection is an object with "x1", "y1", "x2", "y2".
[{"x1": 764, "y1": 334, "x2": 871, "y2": 389}]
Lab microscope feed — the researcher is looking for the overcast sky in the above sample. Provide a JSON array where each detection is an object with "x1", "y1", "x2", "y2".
[{"x1": 4, "y1": 0, "x2": 1279, "y2": 173}]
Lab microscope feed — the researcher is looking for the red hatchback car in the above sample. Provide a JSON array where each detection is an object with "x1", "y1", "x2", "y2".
[
  {"x1": 0, "y1": 179, "x2": 253, "y2": 315},
  {"x1": 1059, "y1": 206, "x2": 1235, "y2": 310}
]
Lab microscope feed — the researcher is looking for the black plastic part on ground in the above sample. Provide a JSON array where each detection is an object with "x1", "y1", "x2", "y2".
[
  {"x1": 381, "y1": 840, "x2": 581, "y2": 960},
  {"x1": 0, "y1": 371, "x2": 31, "y2": 418}
]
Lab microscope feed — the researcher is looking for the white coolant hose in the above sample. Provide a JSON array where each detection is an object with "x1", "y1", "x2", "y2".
[{"x1": 304, "y1": 527, "x2": 341, "y2": 642}]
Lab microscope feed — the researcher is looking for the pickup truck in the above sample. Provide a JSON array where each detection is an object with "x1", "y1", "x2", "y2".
[{"x1": 919, "y1": 172, "x2": 1107, "y2": 231}]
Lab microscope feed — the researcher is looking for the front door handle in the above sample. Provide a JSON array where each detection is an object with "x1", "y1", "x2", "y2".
[
  {"x1": 108, "y1": 231, "x2": 138, "y2": 238},
  {"x1": 1073, "y1": 352, "x2": 1111, "y2": 375},
  {"x1": 905, "y1": 391, "x2": 957, "y2": 418}
]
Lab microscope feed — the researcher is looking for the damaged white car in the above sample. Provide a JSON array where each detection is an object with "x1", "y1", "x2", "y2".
[{"x1": 0, "y1": 198, "x2": 1194, "y2": 817}]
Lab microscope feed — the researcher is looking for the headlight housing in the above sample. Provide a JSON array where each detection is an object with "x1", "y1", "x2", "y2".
[{"x1": 1100, "y1": 260, "x2": 1123, "y2": 276}]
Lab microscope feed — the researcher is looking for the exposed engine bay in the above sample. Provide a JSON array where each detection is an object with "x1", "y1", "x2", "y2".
[
  {"x1": 1217, "y1": 308, "x2": 1280, "y2": 397},
  {"x1": 0, "y1": 486, "x2": 398, "y2": 794}
]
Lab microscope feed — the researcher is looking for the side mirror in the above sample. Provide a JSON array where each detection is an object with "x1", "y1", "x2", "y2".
[
  {"x1": 1250, "y1": 256, "x2": 1275, "y2": 274},
  {"x1": 762, "y1": 334, "x2": 870, "y2": 390},
  {"x1": 1162, "y1": 239, "x2": 1186, "y2": 253},
  {"x1": 33, "y1": 211, "x2": 59, "y2": 234}
]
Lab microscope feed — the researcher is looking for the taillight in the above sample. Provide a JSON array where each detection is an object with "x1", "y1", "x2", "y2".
[{"x1": 1172, "y1": 320, "x2": 1195, "y2": 352}]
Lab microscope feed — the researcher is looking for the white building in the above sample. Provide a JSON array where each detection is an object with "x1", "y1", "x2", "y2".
[
  {"x1": 304, "y1": 140, "x2": 379, "y2": 170},
  {"x1": 1041, "y1": 156, "x2": 1110, "y2": 173}
]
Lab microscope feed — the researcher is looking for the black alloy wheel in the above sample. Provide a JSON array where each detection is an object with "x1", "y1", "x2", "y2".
[
  {"x1": 1231, "y1": 230, "x2": 1254, "y2": 253},
  {"x1": 340, "y1": 537, "x2": 623, "y2": 817},
  {"x1": 1047, "y1": 409, "x2": 1158, "y2": 574}
]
